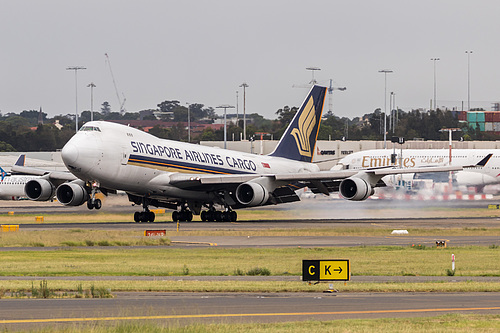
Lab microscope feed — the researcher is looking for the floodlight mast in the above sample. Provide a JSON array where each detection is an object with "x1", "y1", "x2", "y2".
[
  {"x1": 306, "y1": 67, "x2": 321, "y2": 84},
  {"x1": 66, "y1": 66, "x2": 86, "y2": 133},
  {"x1": 217, "y1": 104, "x2": 235, "y2": 149},
  {"x1": 239, "y1": 83, "x2": 249, "y2": 140},
  {"x1": 378, "y1": 69, "x2": 393, "y2": 149},
  {"x1": 87, "y1": 82, "x2": 96, "y2": 122}
]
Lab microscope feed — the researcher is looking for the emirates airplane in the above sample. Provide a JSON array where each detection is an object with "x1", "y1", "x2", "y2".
[
  {"x1": 15, "y1": 86, "x2": 461, "y2": 222},
  {"x1": 335, "y1": 149, "x2": 496, "y2": 190}
]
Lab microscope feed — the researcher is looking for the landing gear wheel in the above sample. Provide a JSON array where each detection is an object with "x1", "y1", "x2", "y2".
[
  {"x1": 230, "y1": 211, "x2": 237, "y2": 222},
  {"x1": 173, "y1": 210, "x2": 193, "y2": 222},
  {"x1": 134, "y1": 212, "x2": 141, "y2": 223},
  {"x1": 134, "y1": 211, "x2": 155, "y2": 223},
  {"x1": 172, "y1": 211, "x2": 179, "y2": 222},
  {"x1": 87, "y1": 198, "x2": 102, "y2": 210},
  {"x1": 148, "y1": 211, "x2": 155, "y2": 222},
  {"x1": 215, "y1": 211, "x2": 223, "y2": 222},
  {"x1": 201, "y1": 211, "x2": 207, "y2": 222}
]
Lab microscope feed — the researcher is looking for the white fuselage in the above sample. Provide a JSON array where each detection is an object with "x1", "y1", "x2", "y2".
[
  {"x1": 337, "y1": 149, "x2": 500, "y2": 187},
  {"x1": 61, "y1": 121, "x2": 320, "y2": 200},
  {"x1": 0, "y1": 175, "x2": 40, "y2": 200}
]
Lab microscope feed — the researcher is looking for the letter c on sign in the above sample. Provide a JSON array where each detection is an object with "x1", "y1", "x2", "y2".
[{"x1": 308, "y1": 265, "x2": 315, "y2": 276}]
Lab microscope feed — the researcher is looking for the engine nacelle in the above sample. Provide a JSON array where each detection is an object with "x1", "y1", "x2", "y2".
[
  {"x1": 235, "y1": 182, "x2": 270, "y2": 207},
  {"x1": 56, "y1": 183, "x2": 89, "y2": 206},
  {"x1": 25, "y1": 179, "x2": 55, "y2": 201},
  {"x1": 339, "y1": 177, "x2": 374, "y2": 201}
]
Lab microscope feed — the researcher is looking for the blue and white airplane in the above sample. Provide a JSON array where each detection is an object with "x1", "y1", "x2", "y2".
[
  {"x1": 0, "y1": 155, "x2": 38, "y2": 200},
  {"x1": 15, "y1": 86, "x2": 461, "y2": 222},
  {"x1": 0, "y1": 155, "x2": 74, "y2": 200},
  {"x1": 335, "y1": 148, "x2": 498, "y2": 191}
]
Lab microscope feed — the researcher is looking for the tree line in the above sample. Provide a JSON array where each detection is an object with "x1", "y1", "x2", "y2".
[{"x1": 0, "y1": 101, "x2": 491, "y2": 152}]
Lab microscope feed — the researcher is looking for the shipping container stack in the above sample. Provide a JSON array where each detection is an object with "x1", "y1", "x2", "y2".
[{"x1": 460, "y1": 111, "x2": 500, "y2": 133}]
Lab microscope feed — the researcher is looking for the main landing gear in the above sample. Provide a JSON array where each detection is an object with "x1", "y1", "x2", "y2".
[
  {"x1": 134, "y1": 198, "x2": 155, "y2": 223},
  {"x1": 172, "y1": 210, "x2": 193, "y2": 222},
  {"x1": 200, "y1": 209, "x2": 237, "y2": 222},
  {"x1": 134, "y1": 210, "x2": 155, "y2": 223}
]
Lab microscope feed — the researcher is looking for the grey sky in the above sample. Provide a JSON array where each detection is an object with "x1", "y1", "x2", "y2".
[{"x1": 2, "y1": 1, "x2": 500, "y2": 121}]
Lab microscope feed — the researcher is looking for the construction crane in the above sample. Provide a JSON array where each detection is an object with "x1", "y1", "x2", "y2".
[
  {"x1": 105, "y1": 53, "x2": 126, "y2": 114},
  {"x1": 327, "y1": 79, "x2": 346, "y2": 114}
]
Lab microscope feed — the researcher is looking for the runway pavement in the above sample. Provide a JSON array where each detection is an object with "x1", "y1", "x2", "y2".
[{"x1": 1, "y1": 292, "x2": 500, "y2": 328}]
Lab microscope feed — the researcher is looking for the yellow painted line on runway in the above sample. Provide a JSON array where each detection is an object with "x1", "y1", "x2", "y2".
[
  {"x1": 2, "y1": 306, "x2": 500, "y2": 324},
  {"x1": 170, "y1": 241, "x2": 217, "y2": 246}
]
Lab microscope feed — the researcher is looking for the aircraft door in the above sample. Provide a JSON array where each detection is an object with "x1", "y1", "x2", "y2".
[{"x1": 120, "y1": 146, "x2": 129, "y2": 165}]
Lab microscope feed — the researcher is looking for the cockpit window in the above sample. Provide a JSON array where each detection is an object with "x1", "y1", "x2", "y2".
[{"x1": 80, "y1": 126, "x2": 101, "y2": 132}]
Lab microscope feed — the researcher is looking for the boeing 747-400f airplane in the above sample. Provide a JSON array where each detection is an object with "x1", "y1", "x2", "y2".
[
  {"x1": 20, "y1": 86, "x2": 461, "y2": 222},
  {"x1": 335, "y1": 149, "x2": 497, "y2": 190}
]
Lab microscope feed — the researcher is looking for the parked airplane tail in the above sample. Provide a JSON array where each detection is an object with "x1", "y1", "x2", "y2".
[
  {"x1": 269, "y1": 85, "x2": 327, "y2": 162},
  {"x1": 15, "y1": 154, "x2": 26, "y2": 166},
  {"x1": 0, "y1": 167, "x2": 7, "y2": 181}
]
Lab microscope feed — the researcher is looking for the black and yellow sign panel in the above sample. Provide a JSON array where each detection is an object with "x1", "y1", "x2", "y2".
[{"x1": 302, "y1": 259, "x2": 350, "y2": 281}]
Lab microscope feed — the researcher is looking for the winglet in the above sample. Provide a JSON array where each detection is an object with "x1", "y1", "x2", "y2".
[
  {"x1": 15, "y1": 154, "x2": 26, "y2": 167},
  {"x1": 476, "y1": 153, "x2": 493, "y2": 167},
  {"x1": 269, "y1": 85, "x2": 327, "y2": 162}
]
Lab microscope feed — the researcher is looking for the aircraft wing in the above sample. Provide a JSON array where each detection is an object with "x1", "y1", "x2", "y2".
[
  {"x1": 165, "y1": 165, "x2": 462, "y2": 197},
  {"x1": 10, "y1": 154, "x2": 75, "y2": 181},
  {"x1": 11, "y1": 165, "x2": 77, "y2": 181}
]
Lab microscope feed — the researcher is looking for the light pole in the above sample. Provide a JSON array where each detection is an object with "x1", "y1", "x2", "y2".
[
  {"x1": 379, "y1": 69, "x2": 393, "y2": 149},
  {"x1": 465, "y1": 51, "x2": 473, "y2": 111},
  {"x1": 390, "y1": 91, "x2": 394, "y2": 133},
  {"x1": 186, "y1": 102, "x2": 191, "y2": 143},
  {"x1": 236, "y1": 90, "x2": 239, "y2": 128},
  {"x1": 67, "y1": 66, "x2": 86, "y2": 133},
  {"x1": 87, "y1": 82, "x2": 96, "y2": 122},
  {"x1": 239, "y1": 82, "x2": 249, "y2": 140},
  {"x1": 431, "y1": 58, "x2": 440, "y2": 110},
  {"x1": 391, "y1": 92, "x2": 397, "y2": 132},
  {"x1": 216, "y1": 104, "x2": 235, "y2": 149}
]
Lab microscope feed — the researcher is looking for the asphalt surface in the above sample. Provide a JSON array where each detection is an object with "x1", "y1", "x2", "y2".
[{"x1": 1, "y1": 292, "x2": 500, "y2": 328}]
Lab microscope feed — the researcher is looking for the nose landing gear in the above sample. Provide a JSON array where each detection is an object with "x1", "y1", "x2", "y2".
[{"x1": 87, "y1": 182, "x2": 102, "y2": 210}]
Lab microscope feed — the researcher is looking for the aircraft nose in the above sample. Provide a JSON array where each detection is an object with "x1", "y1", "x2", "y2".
[
  {"x1": 61, "y1": 143, "x2": 79, "y2": 165},
  {"x1": 61, "y1": 134, "x2": 101, "y2": 177}
]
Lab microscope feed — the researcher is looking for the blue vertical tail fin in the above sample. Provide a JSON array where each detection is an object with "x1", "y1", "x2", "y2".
[
  {"x1": 15, "y1": 154, "x2": 26, "y2": 166},
  {"x1": 0, "y1": 166, "x2": 7, "y2": 181},
  {"x1": 269, "y1": 85, "x2": 327, "y2": 162}
]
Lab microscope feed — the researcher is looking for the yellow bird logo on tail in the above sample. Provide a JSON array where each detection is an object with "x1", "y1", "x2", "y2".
[{"x1": 290, "y1": 97, "x2": 316, "y2": 157}]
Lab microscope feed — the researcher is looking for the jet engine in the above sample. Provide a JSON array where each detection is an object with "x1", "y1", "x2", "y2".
[
  {"x1": 56, "y1": 182, "x2": 89, "y2": 206},
  {"x1": 235, "y1": 182, "x2": 270, "y2": 207},
  {"x1": 25, "y1": 179, "x2": 55, "y2": 201},
  {"x1": 339, "y1": 177, "x2": 374, "y2": 201}
]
